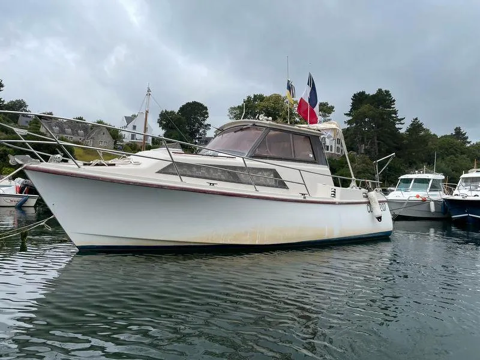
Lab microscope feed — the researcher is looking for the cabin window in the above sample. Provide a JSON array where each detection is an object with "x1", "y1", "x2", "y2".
[
  {"x1": 458, "y1": 177, "x2": 480, "y2": 190},
  {"x1": 396, "y1": 178, "x2": 412, "y2": 190},
  {"x1": 199, "y1": 126, "x2": 265, "y2": 157},
  {"x1": 254, "y1": 130, "x2": 315, "y2": 163},
  {"x1": 411, "y1": 178, "x2": 430, "y2": 191},
  {"x1": 429, "y1": 179, "x2": 443, "y2": 191}
]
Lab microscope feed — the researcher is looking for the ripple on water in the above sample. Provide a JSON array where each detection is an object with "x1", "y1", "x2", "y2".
[{"x1": 1, "y1": 221, "x2": 480, "y2": 359}]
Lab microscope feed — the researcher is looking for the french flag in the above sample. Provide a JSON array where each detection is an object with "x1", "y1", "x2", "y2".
[{"x1": 297, "y1": 73, "x2": 318, "y2": 124}]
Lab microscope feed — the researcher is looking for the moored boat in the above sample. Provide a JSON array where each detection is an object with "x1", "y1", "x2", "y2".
[
  {"x1": 443, "y1": 168, "x2": 480, "y2": 222},
  {"x1": 1, "y1": 112, "x2": 393, "y2": 252},
  {"x1": 386, "y1": 172, "x2": 450, "y2": 219}
]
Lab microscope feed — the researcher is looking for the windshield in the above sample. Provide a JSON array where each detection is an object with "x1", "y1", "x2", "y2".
[
  {"x1": 199, "y1": 126, "x2": 265, "y2": 157},
  {"x1": 396, "y1": 178, "x2": 412, "y2": 191},
  {"x1": 458, "y1": 177, "x2": 480, "y2": 191},
  {"x1": 411, "y1": 178, "x2": 430, "y2": 191}
]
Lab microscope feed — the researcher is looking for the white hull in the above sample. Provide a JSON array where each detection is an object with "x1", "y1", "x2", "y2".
[
  {"x1": 387, "y1": 199, "x2": 448, "y2": 219},
  {"x1": 0, "y1": 193, "x2": 38, "y2": 207},
  {"x1": 25, "y1": 168, "x2": 392, "y2": 251}
]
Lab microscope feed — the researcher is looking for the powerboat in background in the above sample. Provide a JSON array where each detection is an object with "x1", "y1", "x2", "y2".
[
  {"x1": 443, "y1": 168, "x2": 480, "y2": 222},
  {"x1": 386, "y1": 172, "x2": 450, "y2": 219},
  {"x1": 0, "y1": 177, "x2": 39, "y2": 207}
]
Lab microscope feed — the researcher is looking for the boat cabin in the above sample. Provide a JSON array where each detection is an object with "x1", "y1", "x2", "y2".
[
  {"x1": 393, "y1": 174, "x2": 445, "y2": 194},
  {"x1": 199, "y1": 120, "x2": 331, "y2": 166},
  {"x1": 453, "y1": 169, "x2": 480, "y2": 196}
]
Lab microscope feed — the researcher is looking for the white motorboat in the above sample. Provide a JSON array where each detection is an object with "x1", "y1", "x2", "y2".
[
  {"x1": 2, "y1": 113, "x2": 393, "y2": 252},
  {"x1": 0, "y1": 178, "x2": 39, "y2": 207},
  {"x1": 386, "y1": 172, "x2": 449, "y2": 219}
]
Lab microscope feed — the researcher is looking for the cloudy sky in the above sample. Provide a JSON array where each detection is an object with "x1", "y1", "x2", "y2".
[{"x1": 1, "y1": 0, "x2": 479, "y2": 139}]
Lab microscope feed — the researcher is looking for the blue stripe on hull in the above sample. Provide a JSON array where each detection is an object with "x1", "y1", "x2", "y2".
[
  {"x1": 76, "y1": 231, "x2": 393, "y2": 254},
  {"x1": 444, "y1": 198, "x2": 480, "y2": 223}
]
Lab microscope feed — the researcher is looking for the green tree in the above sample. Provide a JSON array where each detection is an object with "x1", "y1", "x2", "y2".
[
  {"x1": 177, "y1": 101, "x2": 210, "y2": 144},
  {"x1": 345, "y1": 89, "x2": 404, "y2": 159},
  {"x1": 450, "y1": 126, "x2": 470, "y2": 145},
  {"x1": 318, "y1": 101, "x2": 335, "y2": 122},
  {"x1": 74, "y1": 116, "x2": 86, "y2": 121},
  {"x1": 402, "y1": 117, "x2": 437, "y2": 169},
  {"x1": 158, "y1": 110, "x2": 190, "y2": 143},
  {"x1": 2, "y1": 99, "x2": 29, "y2": 123},
  {"x1": 228, "y1": 94, "x2": 266, "y2": 120},
  {"x1": 0, "y1": 79, "x2": 4, "y2": 109}
]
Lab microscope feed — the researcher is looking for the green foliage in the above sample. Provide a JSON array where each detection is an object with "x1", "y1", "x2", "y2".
[
  {"x1": 345, "y1": 89, "x2": 404, "y2": 159},
  {"x1": 450, "y1": 126, "x2": 470, "y2": 145},
  {"x1": 318, "y1": 101, "x2": 335, "y2": 122},
  {"x1": 177, "y1": 101, "x2": 210, "y2": 143},
  {"x1": 228, "y1": 93, "x2": 302, "y2": 124},
  {"x1": 158, "y1": 110, "x2": 190, "y2": 143},
  {"x1": 74, "y1": 116, "x2": 86, "y2": 121}
]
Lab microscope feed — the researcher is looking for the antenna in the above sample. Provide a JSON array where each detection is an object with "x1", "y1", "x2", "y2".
[{"x1": 240, "y1": 102, "x2": 246, "y2": 120}]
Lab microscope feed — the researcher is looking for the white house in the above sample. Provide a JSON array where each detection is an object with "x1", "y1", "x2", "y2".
[
  {"x1": 119, "y1": 112, "x2": 153, "y2": 146},
  {"x1": 321, "y1": 134, "x2": 344, "y2": 158}
]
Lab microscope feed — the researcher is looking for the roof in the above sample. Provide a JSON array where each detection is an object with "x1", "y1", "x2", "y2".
[
  {"x1": 218, "y1": 119, "x2": 343, "y2": 137},
  {"x1": 124, "y1": 116, "x2": 135, "y2": 126},
  {"x1": 41, "y1": 119, "x2": 91, "y2": 136},
  {"x1": 460, "y1": 169, "x2": 480, "y2": 178}
]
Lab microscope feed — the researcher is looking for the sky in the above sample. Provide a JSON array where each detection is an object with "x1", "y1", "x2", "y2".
[{"x1": 1, "y1": 0, "x2": 479, "y2": 139}]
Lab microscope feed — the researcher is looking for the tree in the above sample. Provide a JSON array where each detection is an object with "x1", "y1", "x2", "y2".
[
  {"x1": 228, "y1": 94, "x2": 266, "y2": 120},
  {"x1": 2, "y1": 99, "x2": 29, "y2": 123},
  {"x1": 344, "y1": 89, "x2": 404, "y2": 159},
  {"x1": 402, "y1": 117, "x2": 437, "y2": 169},
  {"x1": 318, "y1": 101, "x2": 335, "y2": 122},
  {"x1": 0, "y1": 79, "x2": 4, "y2": 109},
  {"x1": 74, "y1": 116, "x2": 86, "y2": 121},
  {"x1": 158, "y1": 110, "x2": 190, "y2": 143},
  {"x1": 177, "y1": 101, "x2": 210, "y2": 144},
  {"x1": 228, "y1": 93, "x2": 302, "y2": 124},
  {"x1": 451, "y1": 126, "x2": 470, "y2": 145}
]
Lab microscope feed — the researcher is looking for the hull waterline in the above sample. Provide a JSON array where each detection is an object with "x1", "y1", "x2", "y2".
[
  {"x1": 387, "y1": 199, "x2": 449, "y2": 219},
  {"x1": 25, "y1": 168, "x2": 393, "y2": 252}
]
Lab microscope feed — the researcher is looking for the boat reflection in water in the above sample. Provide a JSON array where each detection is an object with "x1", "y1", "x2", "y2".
[{"x1": 0, "y1": 207, "x2": 37, "y2": 230}]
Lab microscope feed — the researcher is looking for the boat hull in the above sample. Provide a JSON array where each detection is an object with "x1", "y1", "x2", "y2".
[
  {"x1": 0, "y1": 194, "x2": 38, "y2": 207},
  {"x1": 25, "y1": 168, "x2": 392, "y2": 251},
  {"x1": 387, "y1": 199, "x2": 448, "y2": 219},
  {"x1": 443, "y1": 197, "x2": 480, "y2": 222}
]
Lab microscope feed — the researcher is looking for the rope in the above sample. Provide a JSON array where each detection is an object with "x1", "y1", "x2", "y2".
[{"x1": 0, "y1": 215, "x2": 55, "y2": 241}]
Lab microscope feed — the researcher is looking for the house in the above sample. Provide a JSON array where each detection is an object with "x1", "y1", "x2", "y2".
[
  {"x1": 321, "y1": 135, "x2": 344, "y2": 158},
  {"x1": 40, "y1": 119, "x2": 114, "y2": 149},
  {"x1": 119, "y1": 112, "x2": 153, "y2": 146},
  {"x1": 17, "y1": 114, "x2": 34, "y2": 127}
]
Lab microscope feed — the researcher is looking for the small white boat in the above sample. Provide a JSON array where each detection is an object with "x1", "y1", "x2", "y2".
[
  {"x1": 386, "y1": 172, "x2": 449, "y2": 219},
  {"x1": 443, "y1": 168, "x2": 480, "y2": 222},
  {"x1": 0, "y1": 178, "x2": 39, "y2": 207},
  {"x1": 1, "y1": 113, "x2": 393, "y2": 252}
]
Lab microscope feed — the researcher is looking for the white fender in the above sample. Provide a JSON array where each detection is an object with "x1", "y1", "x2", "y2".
[
  {"x1": 429, "y1": 200, "x2": 435, "y2": 213},
  {"x1": 367, "y1": 191, "x2": 382, "y2": 222}
]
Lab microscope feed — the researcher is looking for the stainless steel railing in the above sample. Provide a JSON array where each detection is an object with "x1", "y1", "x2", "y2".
[{"x1": 0, "y1": 111, "x2": 380, "y2": 197}]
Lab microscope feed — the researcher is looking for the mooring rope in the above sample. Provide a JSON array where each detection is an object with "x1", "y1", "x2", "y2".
[{"x1": 0, "y1": 215, "x2": 55, "y2": 241}]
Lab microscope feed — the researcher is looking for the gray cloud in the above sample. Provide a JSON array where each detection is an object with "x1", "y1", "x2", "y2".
[{"x1": 1, "y1": 0, "x2": 479, "y2": 140}]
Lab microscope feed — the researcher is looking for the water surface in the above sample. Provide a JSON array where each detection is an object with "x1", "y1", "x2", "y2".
[{"x1": 1, "y1": 209, "x2": 480, "y2": 359}]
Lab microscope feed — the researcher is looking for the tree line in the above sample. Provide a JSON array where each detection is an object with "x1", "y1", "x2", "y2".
[{"x1": 227, "y1": 89, "x2": 477, "y2": 185}]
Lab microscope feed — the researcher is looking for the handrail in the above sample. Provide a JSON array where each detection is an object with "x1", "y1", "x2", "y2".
[{"x1": 0, "y1": 110, "x2": 381, "y2": 195}]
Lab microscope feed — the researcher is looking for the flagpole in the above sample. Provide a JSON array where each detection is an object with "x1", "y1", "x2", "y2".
[
  {"x1": 307, "y1": 73, "x2": 310, "y2": 126},
  {"x1": 287, "y1": 56, "x2": 290, "y2": 125}
]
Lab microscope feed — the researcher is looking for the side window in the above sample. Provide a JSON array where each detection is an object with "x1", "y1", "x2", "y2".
[
  {"x1": 254, "y1": 130, "x2": 315, "y2": 162},
  {"x1": 293, "y1": 134, "x2": 315, "y2": 162},
  {"x1": 429, "y1": 179, "x2": 442, "y2": 191},
  {"x1": 254, "y1": 130, "x2": 293, "y2": 159}
]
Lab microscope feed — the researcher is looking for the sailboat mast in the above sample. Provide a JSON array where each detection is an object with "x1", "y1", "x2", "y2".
[{"x1": 142, "y1": 85, "x2": 151, "y2": 151}]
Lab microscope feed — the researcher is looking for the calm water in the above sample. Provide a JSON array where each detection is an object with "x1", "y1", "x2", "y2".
[{"x1": 1, "y1": 209, "x2": 480, "y2": 359}]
